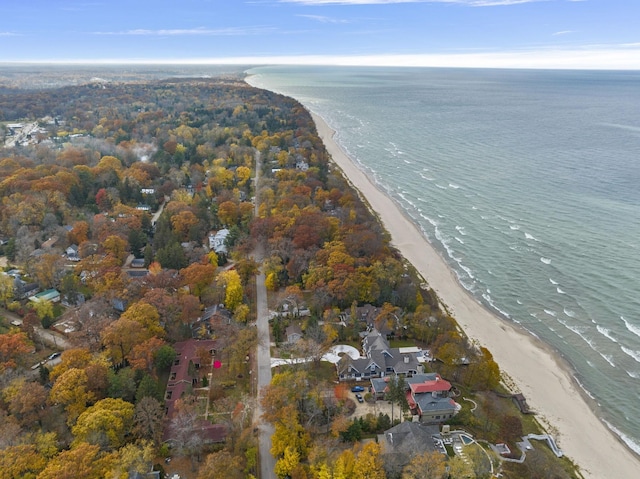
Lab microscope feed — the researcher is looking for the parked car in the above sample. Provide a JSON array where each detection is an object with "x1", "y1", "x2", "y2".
[
  {"x1": 47, "y1": 352, "x2": 61, "y2": 361},
  {"x1": 355, "y1": 393, "x2": 364, "y2": 403},
  {"x1": 351, "y1": 386, "x2": 365, "y2": 393}
]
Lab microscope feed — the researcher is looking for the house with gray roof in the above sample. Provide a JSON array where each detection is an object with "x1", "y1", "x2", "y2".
[
  {"x1": 378, "y1": 422, "x2": 444, "y2": 478},
  {"x1": 337, "y1": 327, "x2": 422, "y2": 381}
]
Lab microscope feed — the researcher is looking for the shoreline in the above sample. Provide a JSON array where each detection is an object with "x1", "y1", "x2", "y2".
[{"x1": 307, "y1": 109, "x2": 640, "y2": 478}]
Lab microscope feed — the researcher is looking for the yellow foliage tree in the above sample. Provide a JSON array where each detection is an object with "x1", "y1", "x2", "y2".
[
  {"x1": 218, "y1": 269, "x2": 243, "y2": 311},
  {"x1": 72, "y1": 398, "x2": 135, "y2": 450},
  {"x1": 274, "y1": 446, "x2": 301, "y2": 479},
  {"x1": 49, "y1": 368, "x2": 95, "y2": 424}
]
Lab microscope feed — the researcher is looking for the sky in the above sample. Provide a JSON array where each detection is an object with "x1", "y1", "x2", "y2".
[{"x1": 1, "y1": 0, "x2": 639, "y2": 69}]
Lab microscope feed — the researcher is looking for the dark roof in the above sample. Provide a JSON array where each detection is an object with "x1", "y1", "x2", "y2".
[{"x1": 379, "y1": 421, "x2": 441, "y2": 458}]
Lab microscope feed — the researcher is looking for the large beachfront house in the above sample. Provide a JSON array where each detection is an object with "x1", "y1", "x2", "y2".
[
  {"x1": 371, "y1": 372, "x2": 460, "y2": 423},
  {"x1": 336, "y1": 327, "x2": 425, "y2": 381}
]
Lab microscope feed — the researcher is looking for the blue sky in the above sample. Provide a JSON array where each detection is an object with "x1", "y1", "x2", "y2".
[{"x1": 1, "y1": 0, "x2": 639, "y2": 68}]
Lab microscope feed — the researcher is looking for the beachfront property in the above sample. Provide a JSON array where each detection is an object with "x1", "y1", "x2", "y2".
[
  {"x1": 371, "y1": 372, "x2": 460, "y2": 423},
  {"x1": 336, "y1": 327, "x2": 425, "y2": 381}
]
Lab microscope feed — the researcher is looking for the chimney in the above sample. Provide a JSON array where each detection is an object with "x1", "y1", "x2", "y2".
[{"x1": 404, "y1": 355, "x2": 409, "y2": 364}]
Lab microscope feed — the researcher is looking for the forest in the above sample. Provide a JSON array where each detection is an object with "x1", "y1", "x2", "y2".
[{"x1": 0, "y1": 76, "x2": 577, "y2": 479}]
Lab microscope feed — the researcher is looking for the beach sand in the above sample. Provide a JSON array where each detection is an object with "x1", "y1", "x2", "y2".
[{"x1": 310, "y1": 111, "x2": 640, "y2": 478}]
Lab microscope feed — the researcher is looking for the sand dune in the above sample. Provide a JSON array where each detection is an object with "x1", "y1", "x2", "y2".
[{"x1": 310, "y1": 111, "x2": 640, "y2": 479}]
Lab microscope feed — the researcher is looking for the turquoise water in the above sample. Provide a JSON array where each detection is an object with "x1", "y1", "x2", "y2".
[{"x1": 246, "y1": 66, "x2": 640, "y2": 454}]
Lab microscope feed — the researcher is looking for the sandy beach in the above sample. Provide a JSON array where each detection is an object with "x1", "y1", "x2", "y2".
[{"x1": 310, "y1": 111, "x2": 640, "y2": 478}]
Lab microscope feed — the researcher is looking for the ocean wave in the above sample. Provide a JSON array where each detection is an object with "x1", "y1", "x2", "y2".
[
  {"x1": 449, "y1": 183, "x2": 460, "y2": 189},
  {"x1": 599, "y1": 353, "x2": 616, "y2": 368},
  {"x1": 561, "y1": 321, "x2": 599, "y2": 352},
  {"x1": 540, "y1": 257, "x2": 551, "y2": 265},
  {"x1": 563, "y1": 308, "x2": 575, "y2": 317},
  {"x1": 482, "y1": 293, "x2": 511, "y2": 319},
  {"x1": 544, "y1": 309, "x2": 557, "y2": 317},
  {"x1": 557, "y1": 288, "x2": 566, "y2": 294},
  {"x1": 626, "y1": 370, "x2": 640, "y2": 379},
  {"x1": 455, "y1": 225, "x2": 467, "y2": 235},
  {"x1": 525, "y1": 232, "x2": 539, "y2": 241},
  {"x1": 455, "y1": 237, "x2": 464, "y2": 244},
  {"x1": 596, "y1": 325, "x2": 618, "y2": 343},
  {"x1": 516, "y1": 299, "x2": 522, "y2": 305},
  {"x1": 621, "y1": 316, "x2": 640, "y2": 339},
  {"x1": 603, "y1": 420, "x2": 640, "y2": 456},
  {"x1": 419, "y1": 173, "x2": 435, "y2": 181},
  {"x1": 510, "y1": 225, "x2": 520, "y2": 230},
  {"x1": 621, "y1": 346, "x2": 640, "y2": 363},
  {"x1": 435, "y1": 184, "x2": 447, "y2": 190},
  {"x1": 549, "y1": 278, "x2": 559, "y2": 285}
]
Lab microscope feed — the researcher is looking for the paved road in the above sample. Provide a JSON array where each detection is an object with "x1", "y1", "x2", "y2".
[
  {"x1": 1, "y1": 307, "x2": 72, "y2": 350},
  {"x1": 251, "y1": 148, "x2": 276, "y2": 478},
  {"x1": 255, "y1": 271, "x2": 276, "y2": 479}
]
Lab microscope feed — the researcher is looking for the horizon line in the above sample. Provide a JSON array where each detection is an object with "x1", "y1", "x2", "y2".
[{"x1": 2, "y1": 49, "x2": 640, "y2": 70}]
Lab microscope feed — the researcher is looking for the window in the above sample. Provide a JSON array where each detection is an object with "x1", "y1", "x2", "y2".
[
  {"x1": 174, "y1": 359, "x2": 180, "y2": 366},
  {"x1": 165, "y1": 391, "x2": 173, "y2": 400},
  {"x1": 170, "y1": 372, "x2": 176, "y2": 380}
]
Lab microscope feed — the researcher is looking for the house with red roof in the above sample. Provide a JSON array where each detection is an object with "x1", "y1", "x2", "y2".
[{"x1": 164, "y1": 339, "x2": 217, "y2": 417}]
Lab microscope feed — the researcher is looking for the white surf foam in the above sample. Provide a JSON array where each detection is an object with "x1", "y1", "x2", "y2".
[
  {"x1": 621, "y1": 316, "x2": 640, "y2": 339},
  {"x1": 596, "y1": 325, "x2": 618, "y2": 343},
  {"x1": 599, "y1": 353, "x2": 616, "y2": 368},
  {"x1": 621, "y1": 346, "x2": 640, "y2": 364},
  {"x1": 603, "y1": 420, "x2": 640, "y2": 456},
  {"x1": 549, "y1": 278, "x2": 558, "y2": 285},
  {"x1": 563, "y1": 308, "x2": 575, "y2": 317},
  {"x1": 557, "y1": 288, "x2": 566, "y2": 294},
  {"x1": 544, "y1": 309, "x2": 557, "y2": 317},
  {"x1": 541, "y1": 257, "x2": 551, "y2": 265},
  {"x1": 525, "y1": 232, "x2": 539, "y2": 241},
  {"x1": 510, "y1": 224, "x2": 520, "y2": 230},
  {"x1": 455, "y1": 237, "x2": 464, "y2": 244}
]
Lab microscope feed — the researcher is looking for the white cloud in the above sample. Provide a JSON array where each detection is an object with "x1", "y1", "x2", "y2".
[
  {"x1": 0, "y1": 32, "x2": 19, "y2": 36},
  {"x1": 279, "y1": 0, "x2": 544, "y2": 6},
  {"x1": 297, "y1": 14, "x2": 350, "y2": 23},
  {"x1": 552, "y1": 30, "x2": 575, "y2": 36},
  {"x1": 92, "y1": 27, "x2": 274, "y2": 36}
]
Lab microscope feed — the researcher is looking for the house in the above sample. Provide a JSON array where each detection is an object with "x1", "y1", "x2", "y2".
[
  {"x1": 378, "y1": 422, "x2": 444, "y2": 478},
  {"x1": 162, "y1": 418, "x2": 226, "y2": 447},
  {"x1": 136, "y1": 203, "x2": 151, "y2": 211},
  {"x1": 130, "y1": 258, "x2": 146, "y2": 268},
  {"x1": 405, "y1": 373, "x2": 460, "y2": 423},
  {"x1": 286, "y1": 324, "x2": 303, "y2": 344},
  {"x1": 41, "y1": 236, "x2": 58, "y2": 249},
  {"x1": 164, "y1": 339, "x2": 217, "y2": 417},
  {"x1": 337, "y1": 328, "x2": 422, "y2": 381},
  {"x1": 66, "y1": 244, "x2": 80, "y2": 261},
  {"x1": 29, "y1": 288, "x2": 61, "y2": 304},
  {"x1": 208, "y1": 229, "x2": 229, "y2": 254}
]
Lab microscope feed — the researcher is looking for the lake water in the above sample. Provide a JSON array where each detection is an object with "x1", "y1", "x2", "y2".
[{"x1": 246, "y1": 66, "x2": 640, "y2": 455}]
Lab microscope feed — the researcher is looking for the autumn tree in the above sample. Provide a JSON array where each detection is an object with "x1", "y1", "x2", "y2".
[
  {"x1": 218, "y1": 269, "x2": 243, "y2": 311},
  {"x1": 180, "y1": 261, "x2": 215, "y2": 299},
  {"x1": 37, "y1": 442, "x2": 116, "y2": 479},
  {"x1": 0, "y1": 444, "x2": 47, "y2": 478},
  {"x1": 72, "y1": 397, "x2": 135, "y2": 450},
  {"x1": 197, "y1": 450, "x2": 245, "y2": 479},
  {"x1": 49, "y1": 367, "x2": 95, "y2": 424},
  {"x1": 133, "y1": 396, "x2": 164, "y2": 444},
  {"x1": 402, "y1": 451, "x2": 447, "y2": 479},
  {"x1": 0, "y1": 330, "x2": 32, "y2": 372}
]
